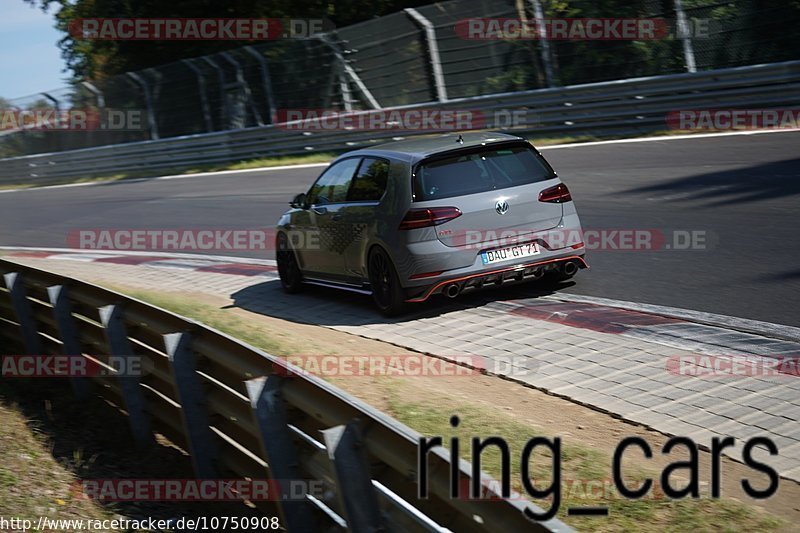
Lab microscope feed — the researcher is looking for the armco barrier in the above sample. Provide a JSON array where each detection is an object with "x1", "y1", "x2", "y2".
[
  {"x1": 1, "y1": 60, "x2": 799, "y2": 185},
  {"x1": 0, "y1": 258, "x2": 572, "y2": 533}
]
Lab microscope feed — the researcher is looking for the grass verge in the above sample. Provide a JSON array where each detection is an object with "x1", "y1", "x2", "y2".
[
  {"x1": 0, "y1": 153, "x2": 335, "y2": 191},
  {"x1": 0, "y1": 396, "x2": 119, "y2": 529},
  {"x1": 0, "y1": 127, "x2": 736, "y2": 191},
  {"x1": 116, "y1": 288, "x2": 785, "y2": 532}
]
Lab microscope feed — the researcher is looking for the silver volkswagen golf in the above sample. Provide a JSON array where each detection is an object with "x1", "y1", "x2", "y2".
[{"x1": 276, "y1": 132, "x2": 587, "y2": 315}]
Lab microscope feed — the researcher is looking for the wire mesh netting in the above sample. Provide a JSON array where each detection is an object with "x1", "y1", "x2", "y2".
[{"x1": 2, "y1": 0, "x2": 798, "y2": 158}]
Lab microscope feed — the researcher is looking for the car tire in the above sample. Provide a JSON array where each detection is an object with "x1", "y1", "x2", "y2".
[
  {"x1": 276, "y1": 233, "x2": 303, "y2": 293},
  {"x1": 368, "y1": 247, "x2": 407, "y2": 317}
]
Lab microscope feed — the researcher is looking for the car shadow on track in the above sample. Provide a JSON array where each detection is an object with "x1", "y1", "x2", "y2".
[{"x1": 230, "y1": 276, "x2": 573, "y2": 327}]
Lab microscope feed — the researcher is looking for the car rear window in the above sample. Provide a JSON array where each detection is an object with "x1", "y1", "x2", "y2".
[{"x1": 413, "y1": 144, "x2": 555, "y2": 202}]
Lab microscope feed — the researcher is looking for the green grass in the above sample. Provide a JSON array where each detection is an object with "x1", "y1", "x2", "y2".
[
  {"x1": 222, "y1": 153, "x2": 335, "y2": 170},
  {"x1": 528, "y1": 128, "x2": 732, "y2": 148},
  {"x1": 117, "y1": 289, "x2": 289, "y2": 356},
  {"x1": 115, "y1": 288, "x2": 785, "y2": 532},
  {"x1": 387, "y1": 397, "x2": 783, "y2": 531},
  {"x1": 0, "y1": 152, "x2": 335, "y2": 191},
  {"x1": 1, "y1": 125, "x2": 739, "y2": 191},
  {"x1": 0, "y1": 399, "x2": 122, "y2": 529}
]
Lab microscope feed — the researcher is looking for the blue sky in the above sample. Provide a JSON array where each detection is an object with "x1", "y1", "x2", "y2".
[{"x1": 0, "y1": 2, "x2": 70, "y2": 100}]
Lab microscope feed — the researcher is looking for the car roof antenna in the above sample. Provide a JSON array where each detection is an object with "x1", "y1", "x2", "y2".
[{"x1": 456, "y1": 134, "x2": 464, "y2": 144}]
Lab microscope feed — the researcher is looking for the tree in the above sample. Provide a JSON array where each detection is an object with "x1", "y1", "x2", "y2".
[{"x1": 24, "y1": 0, "x2": 430, "y2": 80}]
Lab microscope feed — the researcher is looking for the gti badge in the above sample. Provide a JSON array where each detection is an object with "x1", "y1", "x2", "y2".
[{"x1": 495, "y1": 199, "x2": 509, "y2": 215}]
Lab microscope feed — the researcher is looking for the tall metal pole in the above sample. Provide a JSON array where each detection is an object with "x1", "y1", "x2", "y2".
[
  {"x1": 181, "y1": 59, "x2": 214, "y2": 132},
  {"x1": 126, "y1": 72, "x2": 159, "y2": 140},
  {"x1": 201, "y1": 56, "x2": 229, "y2": 129},
  {"x1": 243, "y1": 46, "x2": 277, "y2": 124},
  {"x1": 529, "y1": 0, "x2": 555, "y2": 87},
  {"x1": 405, "y1": 8, "x2": 448, "y2": 103},
  {"x1": 674, "y1": 0, "x2": 697, "y2": 73}
]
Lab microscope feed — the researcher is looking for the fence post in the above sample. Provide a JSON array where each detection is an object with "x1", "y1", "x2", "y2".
[
  {"x1": 220, "y1": 51, "x2": 264, "y2": 127},
  {"x1": 243, "y1": 46, "x2": 277, "y2": 124},
  {"x1": 322, "y1": 420, "x2": 385, "y2": 532},
  {"x1": 47, "y1": 285, "x2": 90, "y2": 399},
  {"x1": 529, "y1": 0, "x2": 556, "y2": 87},
  {"x1": 181, "y1": 59, "x2": 215, "y2": 132},
  {"x1": 3, "y1": 273, "x2": 41, "y2": 355},
  {"x1": 315, "y1": 34, "x2": 381, "y2": 109},
  {"x1": 126, "y1": 72, "x2": 160, "y2": 140},
  {"x1": 99, "y1": 304, "x2": 153, "y2": 446},
  {"x1": 674, "y1": 0, "x2": 698, "y2": 72},
  {"x1": 164, "y1": 332, "x2": 218, "y2": 479},
  {"x1": 201, "y1": 56, "x2": 230, "y2": 128},
  {"x1": 405, "y1": 8, "x2": 448, "y2": 103},
  {"x1": 246, "y1": 376, "x2": 316, "y2": 531}
]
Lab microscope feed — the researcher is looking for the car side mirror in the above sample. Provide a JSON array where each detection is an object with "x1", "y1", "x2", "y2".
[{"x1": 290, "y1": 193, "x2": 307, "y2": 209}]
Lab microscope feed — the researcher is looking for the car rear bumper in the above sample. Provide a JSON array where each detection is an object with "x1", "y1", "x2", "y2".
[{"x1": 404, "y1": 254, "x2": 588, "y2": 303}]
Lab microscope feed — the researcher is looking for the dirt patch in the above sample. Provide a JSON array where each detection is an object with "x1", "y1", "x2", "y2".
[
  {"x1": 1, "y1": 255, "x2": 796, "y2": 529},
  {"x1": 120, "y1": 288, "x2": 800, "y2": 528}
]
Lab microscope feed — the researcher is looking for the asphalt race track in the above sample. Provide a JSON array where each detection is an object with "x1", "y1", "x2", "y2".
[{"x1": 1, "y1": 130, "x2": 798, "y2": 326}]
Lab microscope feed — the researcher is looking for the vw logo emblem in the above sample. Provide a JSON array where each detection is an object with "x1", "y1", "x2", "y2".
[{"x1": 495, "y1": 200, "x2": 509, "y2": 215}]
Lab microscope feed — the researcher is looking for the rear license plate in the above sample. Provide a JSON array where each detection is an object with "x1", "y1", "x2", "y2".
[{"x1": 481, "y1": 242, "x2": 540, "y2": 265}]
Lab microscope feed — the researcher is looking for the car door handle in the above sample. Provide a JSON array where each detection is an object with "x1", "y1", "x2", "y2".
[
  {"x1": 312, "y1": 206, "x2": 328, "y2": 215},
  {"x1": 331, "y1": 213, "x2": 343, "y2": 221}
]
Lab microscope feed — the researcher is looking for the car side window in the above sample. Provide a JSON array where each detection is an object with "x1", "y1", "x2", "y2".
[
  {"x1": 348, "y1": 157, "x2": 390, "y2": 202},
  {"x1": 307, "y1": 158, "x2": 360, "y2": 205}
]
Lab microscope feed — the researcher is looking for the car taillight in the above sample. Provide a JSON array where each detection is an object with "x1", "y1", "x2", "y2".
[
  {"x1": 538, "y1": 183, "x2": 572, "y2": 203},
  {"x1": 399, "y1": 207, "x2": 462, "y2": 230}
]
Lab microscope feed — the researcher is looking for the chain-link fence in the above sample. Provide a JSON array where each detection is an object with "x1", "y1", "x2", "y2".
[{"x1": 2, "y1": 0, "x2": 799, "y2": 158}]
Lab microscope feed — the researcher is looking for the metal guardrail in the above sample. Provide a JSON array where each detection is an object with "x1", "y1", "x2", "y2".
[
  {"x1": 1, "y1": 60, "x2": 799, "y2": 185},
  {"x1": 0, "y1": 258, "x2": 572, "y2": 533}
]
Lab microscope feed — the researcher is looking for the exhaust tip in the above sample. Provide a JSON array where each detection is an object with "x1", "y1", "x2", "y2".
[
  {"x1": 444, "y1": 283, "x2": 461, "y2": 298},
  {"x1": 563, "y1": 260, "x2": 579, "y2": 277}
]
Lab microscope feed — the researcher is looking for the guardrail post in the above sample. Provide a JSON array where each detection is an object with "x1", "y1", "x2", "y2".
[
  {"x1": 246, "y1": 376, "x2": 316, "y2": 531},
  {"x1": 47, "y1": 285, "x2": 90, "y2": 399},
  {"x1": 99, "y1": 304, "x2": 153, "y2": 446},
  {"x1": 322, "y1": 420, "x2": 384, "y2": 532},
  {"x1": 3, "y1": 273, "x2": 41, "y2": 355},
  {"x1": 164, "y1": 332, "x2": 218, "y2": 479}
]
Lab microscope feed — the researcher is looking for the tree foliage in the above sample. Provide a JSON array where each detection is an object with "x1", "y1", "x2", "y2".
[{"x1": 23, "y1": 0, "x2": 430, "y2": 79}]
